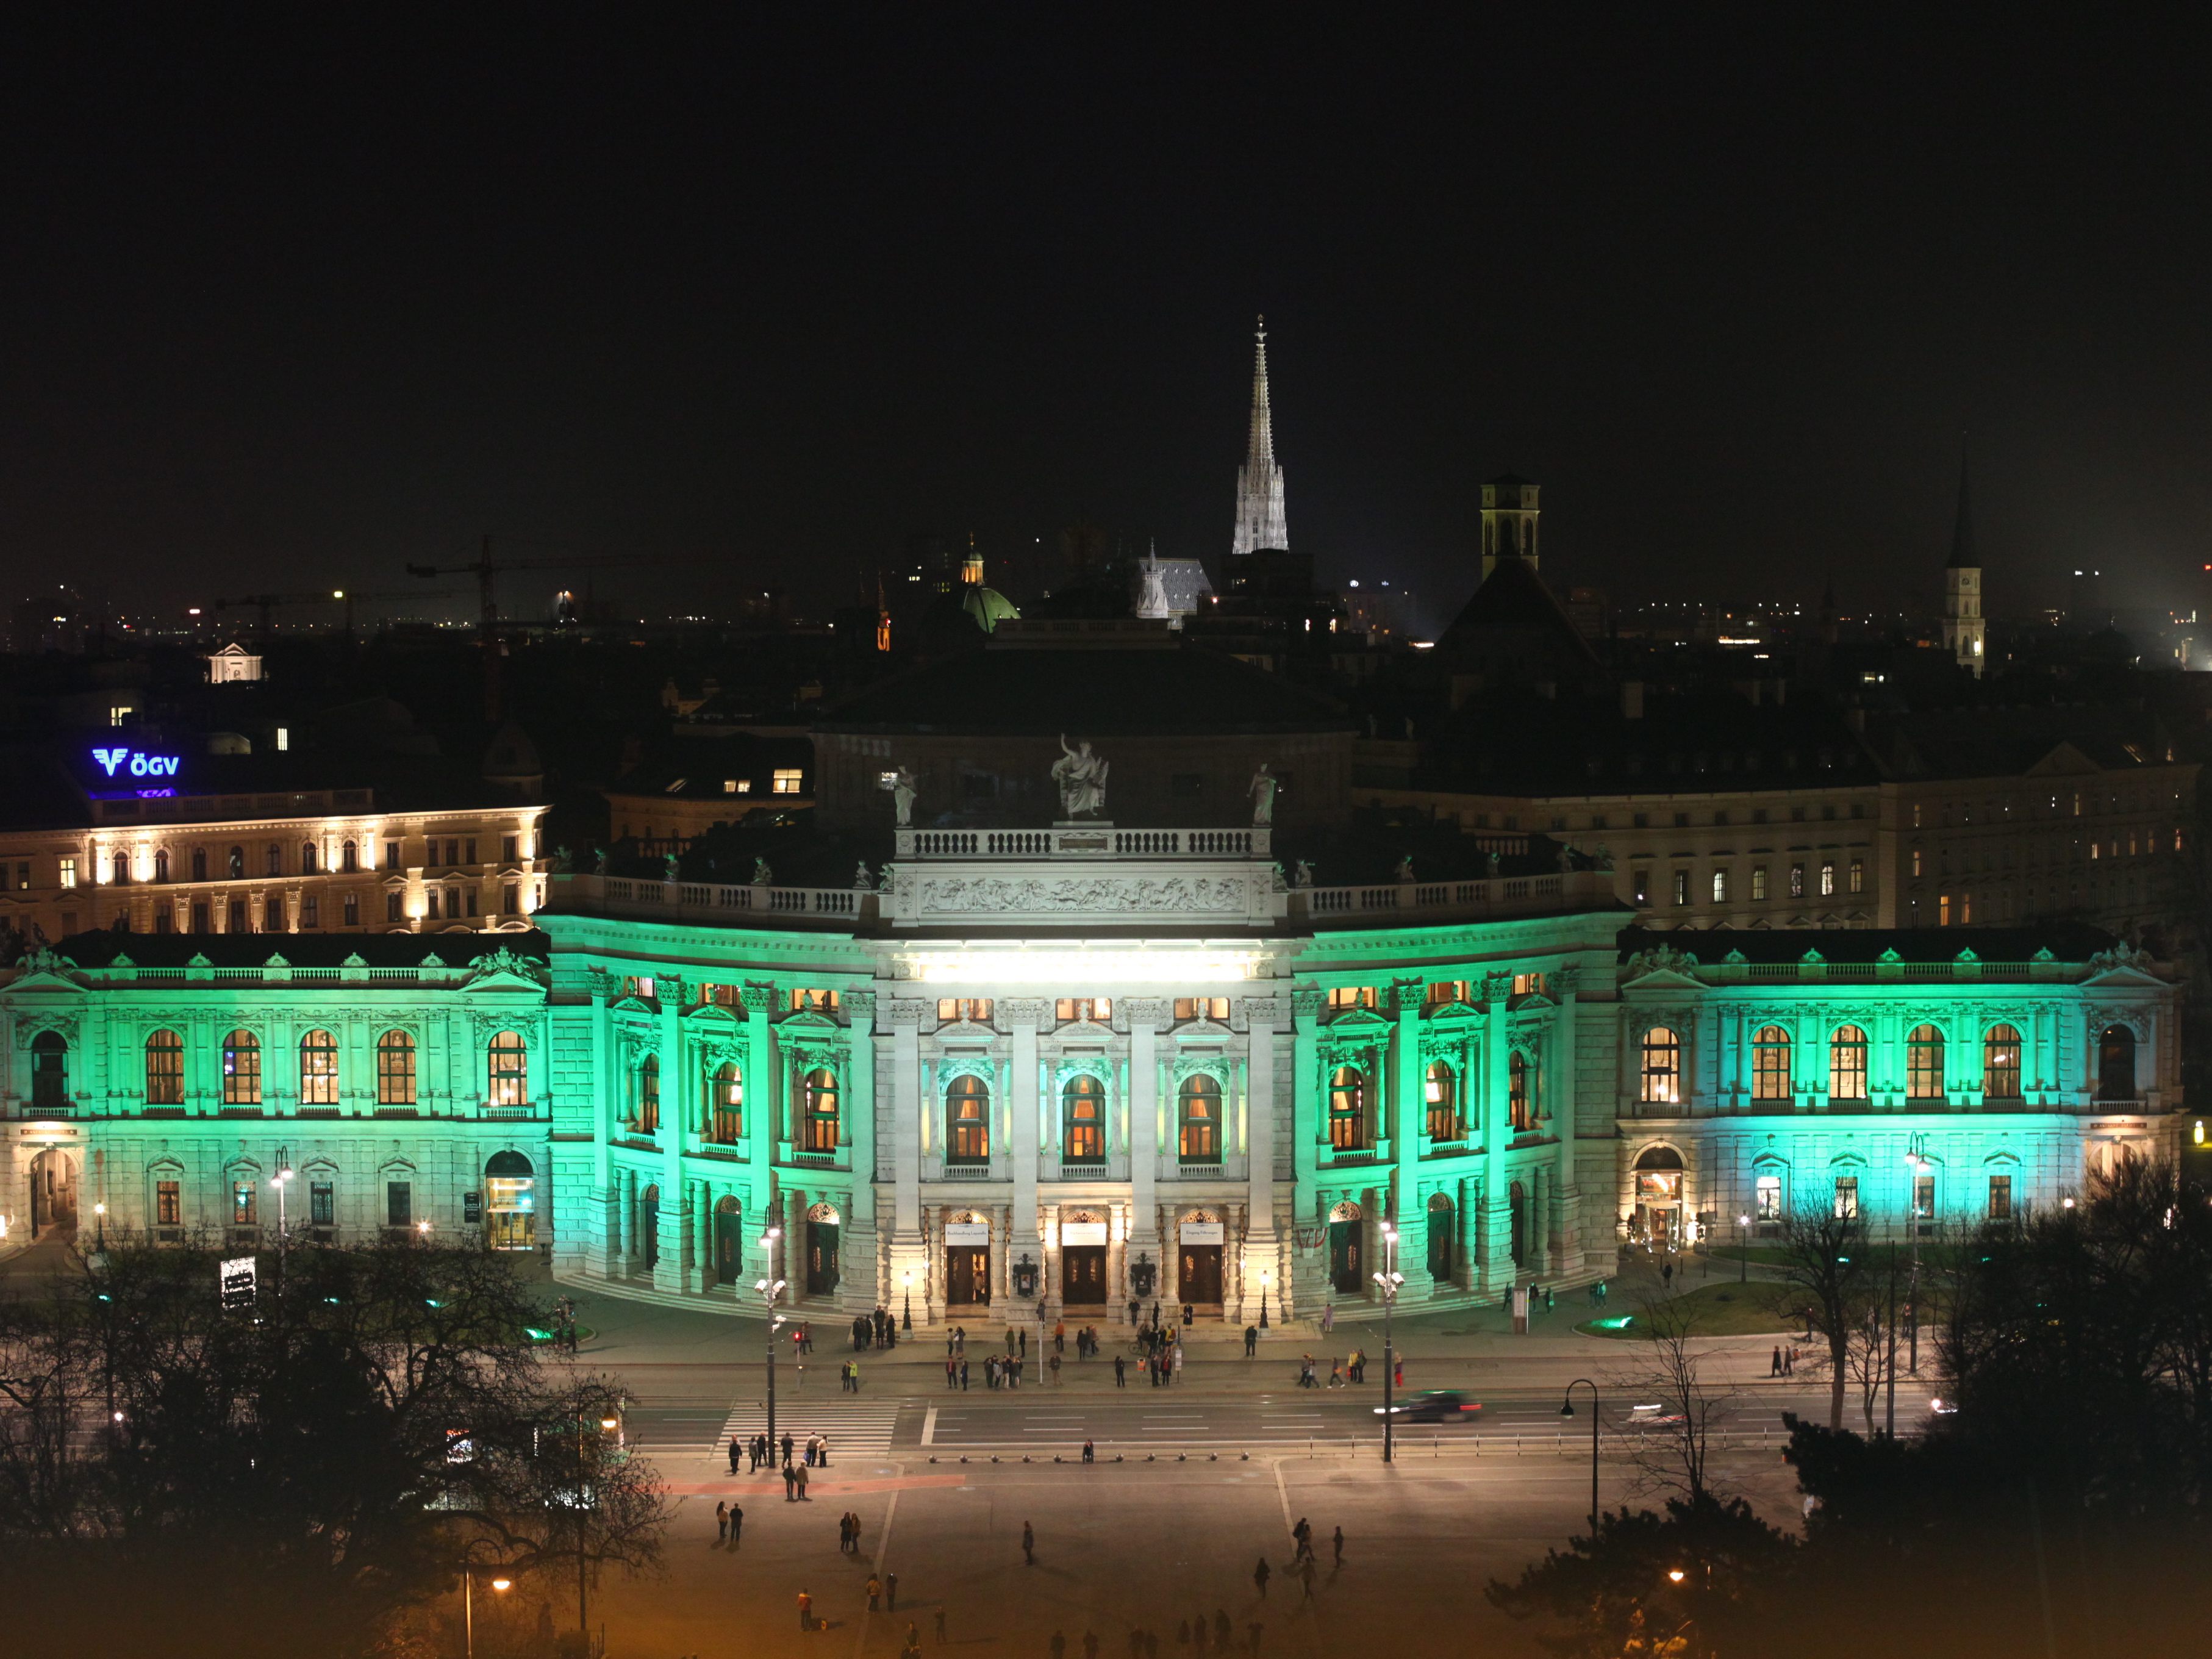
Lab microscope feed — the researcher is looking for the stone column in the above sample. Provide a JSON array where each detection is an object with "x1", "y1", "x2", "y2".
[
  {"x1": 1004, "y1": 1001, "x2": 1047, "y2": 1308},
  {"x1": 1389, "y1": 980, "x2": 1434, "y2": 1307},
  {"x1": 589, "y1": 975, "x2": 620, "y2": 1275},
  {"x1": 1478, "y1": 972, "x2": 1514, "y2": 1295},
  {"x1": 888, "y1": 998, "x2": 928, "y2": 1322},
  {"x1": 1123, "y1": 999, "x2": 1165, "y2": 1315},
  {"x1": 654, "y1": 977, "x2": 687, "y2": 1295},
  {"x1": 1290, "y1": 984, "x2": 1321, "y2": 1255},
  {"x1": 1551, "y1": 968, "x2": 1585, "y2": 1277},
  {"x1": 843, "y1": 991, "x2": 878, "y2": 1313},
  {"x1": 743, "y1": 985, "x2": 777, "y2": 1284},
  {"x1": 1244, "y1": 997, "x2": 1281, "y2": 1320}
]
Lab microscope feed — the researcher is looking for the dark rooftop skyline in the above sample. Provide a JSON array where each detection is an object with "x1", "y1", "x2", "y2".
[{"x1": 5, "y1": 13, "x2": 2211, "y2": 626}]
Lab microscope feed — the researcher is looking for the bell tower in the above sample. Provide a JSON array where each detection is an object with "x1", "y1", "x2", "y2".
[{"x1": 1480, "y1": 474, "x2": 1540, "y2": 581}]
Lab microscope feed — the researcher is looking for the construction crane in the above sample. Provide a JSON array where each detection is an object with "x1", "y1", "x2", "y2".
[
  {"x1": 214, "y1": 587, "x2": 468, "y2": 638},
  {"x1": 406, "y1": 536, "x2": 653, "y2": 720}
]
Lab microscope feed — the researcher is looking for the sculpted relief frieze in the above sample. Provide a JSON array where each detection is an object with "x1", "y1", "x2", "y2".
[{"x1": 918, "y1": 874, "x2": 1250, "y2": 915}]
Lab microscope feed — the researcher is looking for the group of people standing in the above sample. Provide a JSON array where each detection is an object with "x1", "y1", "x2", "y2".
[
  {"x1": 728, "y1": 1429, "x2": 830, "y2": 1477},
  {"x1": 852, "y1": 1306, "x2": 901, "y2": 1350},
  {"x1": 1294, "y1": 1350, "x2": 1371, "y2": 1389}
]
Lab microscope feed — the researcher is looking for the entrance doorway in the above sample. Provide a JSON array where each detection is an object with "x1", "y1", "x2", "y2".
[
  {"x1": 945, "y1": 1247, "x2": 990, "y2": 1306},
  {"x1": 1062, "y1": 1245, "x2": 1107, "y2": 1305},
  {"x1": 806, "y1": 1203, "x2": 841, "y2": 1297},
  {"x1": 29, "y1": 1148, "x2": 77, "y2": 1238},
  {"x1": 1328, "y1": 1202, "x2": 1362, "y2": 1295},
  {"x1": 1633, "y1": 1145, "x2": 1684, "y2": 1245},
  {"x1": 714, "y1": 1196, "x2": 744, "y2": 1285},
  {"x1": 1179, "y1": 1245, "x2": 1223, "y2": 1305},
  {"x1": 1508, "y1": 1181, "x2": 1527, "y2": 1267},
  {"x1": 483, "y1": 1150, "x2": 536, "y2": 1250},
  {"x1": 639, "y1": 1184, "x2": 660, "y2": 1270}
]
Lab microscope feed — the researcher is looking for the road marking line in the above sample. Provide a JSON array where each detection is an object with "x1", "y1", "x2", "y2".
[{"x1": 921, "y1": 1406, "x2": 937, "y2": 1446}]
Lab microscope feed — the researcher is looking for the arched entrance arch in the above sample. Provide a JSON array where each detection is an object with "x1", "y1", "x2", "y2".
[
  {"x1": 638, "y1": 1183, "x2": 660, "y2": 1270},
  {"x1": 943, "y1": 1209, "x2": 991, "y2": 1308},
  {"x1": 1508, "y1": 1180, "x2": 1528, "y2": 1267},
  {"x1": 1178, "y1": 1209, "x2": 1225, "y2": 1310},
  {"x1": 1426, "y1": 1192, "x2": 1456, "y2": 1282},
  {"x1": 28, "y1": 1147, "x2": 77, "y2": 1238},
  {"x1": 714, "y1": 1195, "x2": 744, "y2": 1285},
  {"x1": 483, "y1": 1150, "x2": 535, "y2": 1250},
  {"x1": 1327, "y1": 1200, "x2": 1363, "y2": 1296},
  {"x1": 806, "y1": 1201, "x2": 842, "y2": 1298},
  {"x1": 1061, "y1": 1208, "x2": 1108, "y2": 1307},
  {"x1": 1633, "y1": 1144, "x2": 1686, "y2": 1246}
]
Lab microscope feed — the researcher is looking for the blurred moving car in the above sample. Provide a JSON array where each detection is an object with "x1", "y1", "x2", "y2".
[{"x1": 1373, "y1": 1390, "x2": 1484, "y2": 1424}]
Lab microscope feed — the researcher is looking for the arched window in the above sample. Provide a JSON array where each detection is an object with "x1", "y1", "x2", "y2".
[
  {"x1": 342, "y1": 840, "x2": 359, "y2": 873},
  {"x1": 222, "y1": 1030, "x2": 261, "y2": 1106},
  {"x1": 1639, "y1": 1027, "x2": 1681, "y2": 1106},
  {"x1": 800, "y1": 1068, "x2": 840, "y2": 1152},
  {"x1": 1179, "y1": 1073, "x2": 1222, "y2": 1163},
  {"x1": 1906, "y1": 1025, "x2": 1945, "y2": 1100},
  {"x1": 153, "y1": 847, "x2": 170, "y2": 882},
  {"x1": 1983, "y1": 1024, "x2": 2023, "y2": 1100},
  {"x1": 945, "y1": 1073, "x2": 990, "y2": 1164},
  {"x1": 2098, "y1": 1025, "x2": 2137, "y2": 1101},
  {"x1": 635, "y1": 1055, "x2": 660, "y2": 1134},
  {"x1": 1328, "y1": 1066, "x2": 1367, "y2": 1151},
  {"x1": 1062, "y1": 1074, "x2": 1106, "y2": 1162},
  {"x1": 145, "y1": 1028, "x2": 184, "y2": 1105},
  {"x1": 298, "y1": 1029, "x2": 339, "y2": 1106},
  {"x1": 1830, "y1": 1026, "x2": 1869, "y2": 1101},
  {"x1": 1424, "y1": 1060, "x2": 1459, "y2": 1141},
  {"x1": 30, "y1": 1030, "x2": 67, "y2": 1110},
  {"x1": 265, "y1": 844, "x2": 282, "y2": 877},
  {"x1": 1426, "y1": 1192, "x2": 1455, "y2": 1281},
  {"x1": 112, "y1": 850, "x2": 129, "y2": 886},
  {"x1": 190, "y1": 848, "x2": 207, "y2": 881},
  {"x1": 1509, "y1": 1052, "x2": 1535, "y2": 1132},
  {"x1": 707, "y1": 1062, "x2": 742, "y2": 1144},
  {"x1": 377, "y1": 1030, "x2": 417, "y2": 1105},
  {"x1": 489, "y1": 1030, "x2": 528, "y2": 1108},
  {"x1": 227, "y1": 846, "x2": 245, "y2": 879},
  {"x1": 302, "y1": 842, "x2": 319, "y2": 875},
  {"x1": 1751, "y1": 1025, "x2": 1792, "y2": 1101}
]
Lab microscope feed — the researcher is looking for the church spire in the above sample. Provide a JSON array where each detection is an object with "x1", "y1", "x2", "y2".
[
  {"x1": 1946, "y1": 442, "x2": 1976, "y2": 570},
  {"x1": 1231, "y1": 315, "x2": 1289, "y2": 557}
]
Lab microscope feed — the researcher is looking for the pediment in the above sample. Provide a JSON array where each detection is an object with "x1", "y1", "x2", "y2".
[
  {"x1": 1423, "y1": 1000, "x2": 1480, "y2": 1027},
  {"x1": 1322, "y1": 1006, "x2": 1393, "y2": 1035},
  {"x1": 776, "y1": 1008, "x2": 843, "y2": 1035},
  {"x1": 682, "y1": 1002, "x2": 742, "y2": 1028},
  {"x1": 1173, "y1": 1019, "x2": 1233, "y2": 1042},
  {"x1": 1056, "y1": 1017, "x2": 1114, "y2": 1041},
  {"x1": 2023, "y1": 741, "x2": 2102, "y2": 778}
]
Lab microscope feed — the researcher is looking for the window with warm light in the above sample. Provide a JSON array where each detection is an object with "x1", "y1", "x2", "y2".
[
  {"x1": 1178, "y1": 1073, "x2": 1222, "y2": 1161},
  {"x1": 1326, "y1": 986, "x2": 1376, "y2": 1011},
  {"x1": 937, "y1": 997, "x2": 993, "y2": 1023},
  {"x1": 945, "y1": 1074, "x2": 990, "y2": 1164},
  {"x1": 1509, "y1": 1052, "x2": 1535, "y2": 1131},
  {"x1": 299, "y1": 1029, "x2": 339, "y2": 1106},
  {"x1": 222, "y1": 1030, "x2": 261, "y2": 1106},
  {"x1": 800, "y1": 1068, "x2": 840, "y2": 1152},
  {"x1": 1328, "y1": 1066, "x2": 1367, "y2": 1150},
  {"x1": 488, "y1": 1031, "x2": 528, "y2": 1107},
  {"x1": 378, "y1": 1030, "x2": 417, "y2": 1105},
  {"x1": 1983, "y1": 1025, "x2": 2022, "y2": 1100},
  {"x1": 1829, "y1": 1025, "x2": 1868, "y2": 1100},
  {"x1": 1639, "y1": 1027, "x2": 1681, "y2": 1106},
  {"x1": 771, "y1": 769, "x2": 803, "y2": 795},
  {"x1": 145, "y1": 1029, "x2": 184, "y2": 1105},
  {"x1": 1055, "y1": 997, "x2": 1111, "y2": 1022},
  {"x1": 1173, "y1": 996, "x2": 1229, "y2": 1022},
  {"x1": 1062, "y1": 1075, "x2": 1106, "y2": 1161},
  {"x1": 1424, "y1": 1060, "x2": 1459, "y2": 1140},
  {"x1": 1751, "y1": 1025, "x2": 1792, "y2": 1100},
  {"x1": 707, "y1": 1062, "x2": 743, "y2": 1143},
  {"x1": 1906, "y1": 1025, "x2": 1944, "y2": 1100}
]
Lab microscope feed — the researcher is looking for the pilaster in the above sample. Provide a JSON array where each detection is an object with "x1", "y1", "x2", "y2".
[
  {"x1": 654, "y1": 976, "x2": 686, "y2": 1294},
  {"x1": 1551, "y1": 967, "x2": 1585, "y2": 1277},
  {"x1": 1243, "y1": 995, "x2": 1281, "y2": 1317},
  {"x1": 1003, "y1": 998, "x2": 1047, "y2": 1305},
  {"x1": 1478, "y1": 972, "x2": 1514, "y2": 1294},
  {"x1": 1123, "y1": 1000, "x2": 1165, "y2": 1297},
  {"x1": 742, "y1": 984, "x2": 777, "y2": 1283}
]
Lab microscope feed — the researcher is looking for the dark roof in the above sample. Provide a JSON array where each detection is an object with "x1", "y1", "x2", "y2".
[
  {"x1": 815, "y1": 640, "x2": 1355, "y2": 736},
  {"x1": 1438, "y1": 556, "x2": 1603, "y2": 678},
  {"x1": 35, "y1": 929, "x2": 549, "y2": 971},
  {"x1": 1617, "y1": 922, "x2": 2118, "y2": 966},
  {"x1": 1863, "y1": 705, "x2": 2176, "y2": 779},
  {"x1": 609, "y1": 733, "x2": 814, "y2": 800}
]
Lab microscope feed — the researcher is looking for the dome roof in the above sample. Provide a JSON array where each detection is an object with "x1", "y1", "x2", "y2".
[{"x1": 962, "y1": 586, "x2": 1021, "y2": 632}]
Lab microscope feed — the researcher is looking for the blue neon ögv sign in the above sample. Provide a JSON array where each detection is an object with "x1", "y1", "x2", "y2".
[{"x1": 90, "y1": 746, "x2": 182, "y2": 779}]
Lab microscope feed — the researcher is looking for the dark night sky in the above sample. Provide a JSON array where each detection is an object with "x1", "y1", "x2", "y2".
[{"x1": 5, "y1": 10, "x2": 2211, "y2": 629}]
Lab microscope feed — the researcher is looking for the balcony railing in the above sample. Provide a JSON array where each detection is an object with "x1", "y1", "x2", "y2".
[{"x1": 895, "y1": 825, "x2": 1270, "y2": 859}]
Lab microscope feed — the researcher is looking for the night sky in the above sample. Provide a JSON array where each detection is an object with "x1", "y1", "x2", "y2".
[{"x1": 5, "y1": 11, "x2": 2210, "y2": 629}]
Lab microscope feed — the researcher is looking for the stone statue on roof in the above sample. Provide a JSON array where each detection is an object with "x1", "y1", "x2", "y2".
[
  {"x1": 1247, "y1": 761, "x2": 1278, "y2": 825},
  {"x1": 889, "y1": 764, "x2": 918, "y2": 828},
  {"x1": 1053, "y1": 734, "x2": 1109, "y2": 819},
  {"x1": 752, "y1": 857, "x2": 773, "y2": 886}
]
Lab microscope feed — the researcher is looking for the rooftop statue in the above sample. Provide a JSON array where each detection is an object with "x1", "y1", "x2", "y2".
[
  {"x1": 889, "y1": 764, "x2": 918, "y2": 828},
  {"x1": 753, "y1": 857, "x2": 773, "y2": 886},
  {"x1": 1052, "y1": 734, "x2": 1109, "y2": 820},
  {"x1": 1248, "y1": 761, "x2": 1278, "y2": 825}
]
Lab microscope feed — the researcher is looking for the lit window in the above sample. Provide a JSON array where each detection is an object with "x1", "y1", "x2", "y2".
[
  {"x1": 634, "y1": 1056, "x2": 661, "y2": 1134},
  {"x1": 222, "y1": 1030, "x2": 262, "y2": 1106},
  {"x1": 1639, "y1": 1027, "x2": 1681, "y2": 1106},
  {"x1": 299, "y1": 1029, "x2": 340, "y2": 1106},
  {"x1": 1755, "y1": 1173, "x2": 1781, "y2": 1223},
  {"x1": 145, "y1": 1029, "x2": 184, "y2": 1105},
  {"x1": 723, "y1": 779, "x2": 740, "y2": 794},
  {"x1": 378, "y1": 1031, "x2": 417, "y2": 1105},
  {"x1": 1848, "y1": 859, "x2": 1864, "y2": 894},
  {"x1": 772, "y1": 769, "x2": 804, "y2": 795},
  {"x1": 1062, "y1": 1075, "x2": 1106, "y2": 1162},
  {"x1": 1983, "y1": 1025, "x2": 2022, "y2": 1100},
  {"x1": 1179, "y1": 1073, "x2": 1223, "y2": 1161},
  {"x1": 1423, "y1": 1060, "x2": 1459, "y2": 1141},
  {"x1": 707, "y1": 1062, "x2": 743, "y2": 1142},
  {"x1": 1751, "y1": 1025, "x2": 1792, "y2": 1100},
  {"x1": 59, "y1": 856, "x2": 77, "y2": 890},
  {"x1": 937, "y1": 997, "x2": 993, "y2": 1023},
  {"x1": 945, "y1": 1073, "x2": 990, "y2": 1164},
  {"x1": 800, "y1": 1068, "x2": 840, "y2": 1152},
  {"x1": 1987, "y1": 1174, "x2": 2013, "y2": 1220},
  {"x1": 1711, "y1": 869, "x2": 1728, "y2": 903},
  {"x1": 1325, "y1": 987, "x2": 1375, "y2": 1010},
  {"x1": 1789, "y1": 863, "x2": 1805, "y2": 898},
  {"x1": 1329, "y1": 1066, "x2": 1368, "y2": 1150},
  {"x1": 1750, "y1": 865, "x2": 1767, "y2": 901},
  {"x1": 1819, "y1": 862, "x2": 1835, "y2": 897},
  {"x1": 1906, "y1": 1025, "x2": 1944, "y2": 1100},
  {"x1": 1829, "y1": 1025, "x2": 1867, "y2": 1100},
  {"x1": 1509, "y1": 1052, "x2": 1535, "y2": 1131},
  {"x1": 1833, "y1": 1176, "x2": 1859, "y2": 1220},
  {"x1": 1056, "y1": 997, "x2": 1113, "y2": 1022},
  {"x1": 1672, "y1": 870, "x2": 1689, "y2": 906},
  {"x1": 489, "y1": 1031, "x2": 528, "y2": 1107},
  {"x1": 1173, "y1": 996, "x2": 1229, "y2": 1021},
  {"x1": 789, "y1": 988, "x2": 841, "y2": 1013}
]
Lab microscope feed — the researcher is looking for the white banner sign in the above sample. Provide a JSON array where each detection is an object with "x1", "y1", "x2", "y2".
[
  {"x1": 944, "y1": 1223, "x2": 990, "y2": 1246},
  {"x1": 1179, "y1": 1221, "x2": 1225, "y2": 1244},
  {"x1": 1061, "y1": 1222, "x2": 1108, "y2": 1245}
]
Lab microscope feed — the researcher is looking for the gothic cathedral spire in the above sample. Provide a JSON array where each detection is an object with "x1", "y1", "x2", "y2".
[
  {"x1": 1231, "y1": 315, "x2": 1289, "y2": 557},
  {"x1": 1941, "y1": 440, "x2": 1986, "y2": 677}
]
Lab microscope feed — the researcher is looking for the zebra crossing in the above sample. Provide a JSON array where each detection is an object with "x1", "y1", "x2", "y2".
[{"x1": 714, "y1": 1394, "x2": 908, "y2": 1458}]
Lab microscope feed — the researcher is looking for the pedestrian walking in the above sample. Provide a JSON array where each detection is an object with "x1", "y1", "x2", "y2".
[
  {"x1": 1023, "y1": 1521, "x2": 1036, "y2": 1565},
  {"x1": 820, "y1": 1434, "x2": 832, "y2": 1467},
  {"x1": 1321, "y1": 1303, "x2": 1334, "y2": 1335},
  {"x1": 784, "y1": 1464, "x2": 797, "y2": 1502},
  {"x1": 905, "y1": 1624, "x2": 923, "y2": 1659},
  {"x1": 1770, "y1": 1345, "x2": 1782, "y2": 1377},
  {"x1": 728, "y1": 1437, "x2": 741, "y2": 1474},
  {"x1": 1784, "y1": 1346, "x2": 1795, "y2": 1375},
  {"x1": 1114, "y1": 1355, "x2": 1126, "y2": 1387},
  {"x1": 947, "y1": 1357, "x2": 959, "y2": 1388},
  {"x1": 1253, "y1": 1558, "x2": 1270, "y2": 1597},
  {"x1": 851, "y1": 1363, "x2": 862, "y2": 1394},
  {"x1": 796, "y1": 1462, "x2": 811, "y2": 1500},
  {"x1": 807, "y1": 1434, "x2": 820, "y2": 1466},
  {"x1": 1050, "y1": 1353, "x2": 1062, "y2": 1385},
  {"x1": 1331, "y1": 1526, "x2": 1343, "y2": 1565},
  {"x1": 1661, "y1": 1261, "x2": 1674, "y2": 1288},
  {"x1": 936, "y1": 1608, "x2": 948, "y2": 1645},
  {"x1": 1291, "y1": 1518, "x2": 1311, "y2": 1561},
  {"x1": 1244, "y1": 1325, "x2": 1258, "y2": 1357},
  {"x1": 798, "y1": 1590, "x2": 815, "y2": 1633},
  {"x1": 730, "y1": 1502, "x2": 743, "y2": 1546},
  {"x1": 716, "y1": 1499, "x2": 729, "y2": 1541},
  {"x1": 1328, "y1": 1358, "x2": 1342, "y2": 1389},
  {"x1": 961, "y1": 1359, "x2": 970, "y2": 1389},
  {"x1": 867, "y1": 1574, "x2": 882, "y2": 1612},
  {"x1": 782, "y1": 1431, "x2": 796, "y2": 1466},
  {"x1": 887, "y1": 1572, "x2": 898, "y2": 1611},
  {"x1": 1393, "y1": 1355, "x2": 1404, "y2": 1388}
]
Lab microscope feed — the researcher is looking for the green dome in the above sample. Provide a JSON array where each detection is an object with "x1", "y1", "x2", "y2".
[{"x1": 962, "y1": 586, "x2": 1021, "y2": 632}]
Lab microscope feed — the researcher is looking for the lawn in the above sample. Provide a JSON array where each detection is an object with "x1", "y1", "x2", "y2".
[{"x1": 1575, "y1": 1280, "x2": 1803, "y2": 1340}]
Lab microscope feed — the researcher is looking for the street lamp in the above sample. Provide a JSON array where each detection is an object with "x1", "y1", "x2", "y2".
[
  {"x1": 1372, "y1": 1220, "x2": 1405, "y2": 1463},
  {"x1": 1903, "y1": 1136, "x2": 1927, "y2": 1377},
  {"x1": 93, "y1": 1201, "x2": 106, "y2": 1252},
  {"x1": 1559, "y1": 1378, "x2": 1600, "y2": 1537},
  {"x1": 461, "y1": 1547, "x2": 513, "y2": 1659},
  {"x1": 901, "y1": 1267, "x2": 914, "y2": 1332},
  {"x1": 1259, "y1": 1266, "x2": 1272, "y2": 1330},
  {"x1": 756, "y1": 1225, "x2": 787, "y2": 1457},
  {"x1": 1737, "y1": 1214, "x2": 1748, "y2": 1284}
]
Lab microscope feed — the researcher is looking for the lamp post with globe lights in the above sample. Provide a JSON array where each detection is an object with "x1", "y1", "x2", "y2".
[
  {"x1": 1259, "y1": 1266, "x2": 1272, "y2": 1330},
  {"x1": 1373, "y1": 1219, "x2": 1405, "y2": 1463},
  {"x1": 755, "y1": 1225, "x2": 787, "y2": 1452},
  {"x1": 1558, "y1": 1378, "x2": 1600, "y2": 1536},
  {"x1": 1738, "y1": 1213, "x2": 1749, "y2": 1283},
  {"x1": 461, "y1": 1543, "x2": 514, "y2": 1659},
  {"x1": 901, "y1": 1267, "x2": 915, "y2": 1332}
]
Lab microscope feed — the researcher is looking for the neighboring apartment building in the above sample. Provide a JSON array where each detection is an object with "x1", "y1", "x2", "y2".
[
  {"x1": 0, "y1": 739, "x2": 551, "y2": 941},
  {"x1": 603, "y1": 731, "x2": 815, "y2": 844}
]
